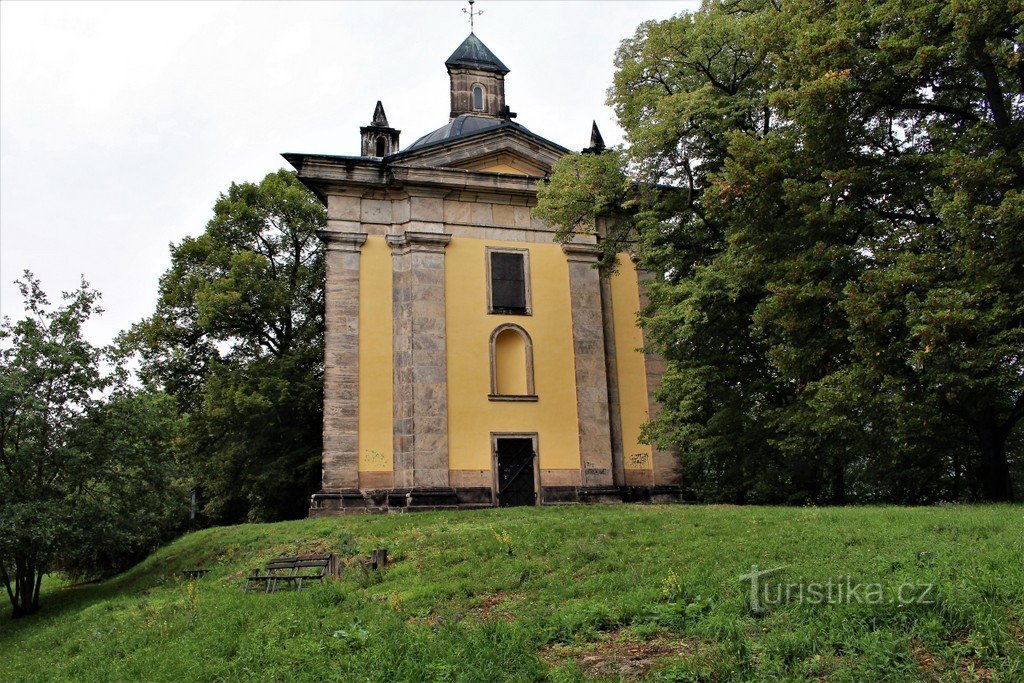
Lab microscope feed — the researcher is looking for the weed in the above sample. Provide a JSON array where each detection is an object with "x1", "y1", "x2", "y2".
[
  {"x1": 1, "y1": 505, "x2": 1020, "y2": 681},
  {"x1": 492, "y1": 528, "x2": 514, "y2": 557},
  {"x1": 332, "y1": 618, "x2": 370, "y2": 650}
]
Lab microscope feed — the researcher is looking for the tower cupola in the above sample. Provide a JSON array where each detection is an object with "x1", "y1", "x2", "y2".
[
  {"x1": 445, "y1": 33, "x2": 509, "y2": 119},
  {"x1": 360, "y1": 101, "x2": 400, "y2": 157}
]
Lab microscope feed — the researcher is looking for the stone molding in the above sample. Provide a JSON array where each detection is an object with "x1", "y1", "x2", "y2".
[
  {"x1": 386, "y1": 231, "x2": 452, "y2": 254},
  {"x1": 561, "y1": 243, "x2": 602, "y2": 262},
  {"x1": 488, "y1": 323, "x2": 536, "y2": 396},
  {"x1": 318, "y1": 230, "x2": 368, "y2": 252},
  {"x1": 390, "y1": 164, "x2": 541, "y2": 195}
]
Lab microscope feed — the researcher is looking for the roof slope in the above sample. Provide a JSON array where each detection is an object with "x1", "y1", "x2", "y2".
[
  {"x1": 445, "y1": 33, "x2": 510, "y2": 74},
  {"x1": 397, "y1": 113, "x2": 569, "y2": 158},
  {"x1": 404, "y1": 114, "x2": 506, "y2": 151}
]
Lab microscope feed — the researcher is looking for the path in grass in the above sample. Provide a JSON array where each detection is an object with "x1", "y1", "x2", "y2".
[{"x1": 1, "y1": 505, "x2": 1022, "y2": 681}]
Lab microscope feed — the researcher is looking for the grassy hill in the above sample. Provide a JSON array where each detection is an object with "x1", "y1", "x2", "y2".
[{"x1": 1, "y1": 505, "x2": 1022, "y2": 681}]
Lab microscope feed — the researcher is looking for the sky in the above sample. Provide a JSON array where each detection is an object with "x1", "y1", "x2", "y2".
[{"x1": 1, "y1": 0, "x2": 696, "y2": 345}]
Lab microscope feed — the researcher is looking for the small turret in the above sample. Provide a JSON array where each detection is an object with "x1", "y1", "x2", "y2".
[
  {"x1": 446, "y1": 33, "x2": 509, "y2": 119},
  {"x1": 582, "y1": 121, "x2": 606, "y2": 155},
  {"x1": 360, "y1": 101, "x2": 401, "y2": 157}
]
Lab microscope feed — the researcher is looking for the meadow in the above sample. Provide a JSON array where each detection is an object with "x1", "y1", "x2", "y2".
[{"x1": 1, "y1": 504, "x2": 1021, "y2": 681}]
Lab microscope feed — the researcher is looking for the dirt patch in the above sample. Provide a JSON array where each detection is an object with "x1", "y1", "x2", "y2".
[
  {"x1": 911, "y1": 639, "x2": 991, "y2": 682},
  {"x1": 911, "y1": 640, "x2": 943, "y2": 683},
  {"x1": 406, "y1": 614, "x2": 442, "y2": 629},
  {"x1": 470, "y1": 591, "x2": 518, "y2": 621},
  {"x1": 1005, "y1": 611, "x2": 1024, "y2": 646},
  {"x1": 541, "y1": 631, "x2": 694, "y2": 680}
]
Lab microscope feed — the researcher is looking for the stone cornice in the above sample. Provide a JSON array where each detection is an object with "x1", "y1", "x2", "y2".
[
  {"x1": 386, "y1": 231, "x2": 453, "y2": 254},
  {"x1": 389, "y1": 164, "x2": 539, "y2": 195},
  {"x1": 318, "y1": 230, "x2": 368, "y2": 252},
  {"x1": 283, "y1": 152, "x2": 542, "y2": 200},
  {"x1": 284, "y1": 153, "x2": 386, "y2": 184},
  {"x1": 562, "y1": 243, "x2": 603, "y2": 263}
]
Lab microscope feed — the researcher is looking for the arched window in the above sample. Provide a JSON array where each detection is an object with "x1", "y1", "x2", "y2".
[
  {"x1": 472, "y1": 84, "x2": 484, "y2": 112},
  {"x1": 375, "y1": 136, "x2": 386, "y2": 157},
  {"x1": 489, "y1": 324, "x2": 537, "y2": 401}
]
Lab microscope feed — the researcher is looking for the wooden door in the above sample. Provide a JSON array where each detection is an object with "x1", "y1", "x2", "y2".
[{"x1": 495, "y1": 437, "x2": 536, "y2": 507}]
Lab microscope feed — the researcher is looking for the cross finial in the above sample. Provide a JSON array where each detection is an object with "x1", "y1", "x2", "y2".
[{"x1": 462, "y1": 0, "x2": 482, "y2": 33}]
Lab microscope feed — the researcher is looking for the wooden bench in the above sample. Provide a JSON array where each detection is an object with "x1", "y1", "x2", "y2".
[{"x1": 243, "y1": 554, "x2": 332, "y2": 594}]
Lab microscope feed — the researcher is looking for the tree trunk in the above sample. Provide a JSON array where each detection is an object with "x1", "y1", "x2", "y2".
[
  {"x1": 4, "y1": 556, "x2": 42, "y2": 618},
  {"x1": 952, "y1": 451, "x2": 962, "y2": 501},
  {"x1": 830, "y1": 456, "x2": 847, "y2": 505},
  {"x1": 1, "y1": 565, "x2": 17, "y2": 617},
  {"x1": 976, "y1": 423, "x2": 1014, "y2": 502}
]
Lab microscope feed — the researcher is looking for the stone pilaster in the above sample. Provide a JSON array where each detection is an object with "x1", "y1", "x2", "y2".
[
  {"x1": 634, "y1": 262, "x2": 681, "y2": 486},
  {"x1": 600, "y1": 276, "x2": 626, "y2": 486},
  {"x1": 563, "y1": 244, "x2": 615, "y2": 487},
  {"x1": 388, "y1": 231, "x2": 452, "y2": 488},
  {"x1": 320, "y1": 231, "x2": 368, "y2": 491}
]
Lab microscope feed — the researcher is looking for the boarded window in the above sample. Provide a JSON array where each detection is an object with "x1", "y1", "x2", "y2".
[
  {"x1": 490, "y1": 251, "x2": 526, "y2": 313},
  {"x1": 472, "y1": 84, "x2": 484, "y2": 111}
]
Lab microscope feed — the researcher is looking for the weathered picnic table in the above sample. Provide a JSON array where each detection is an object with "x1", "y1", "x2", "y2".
[{"x1": 242, "y1": 554, "x2": 333, "y2": 593}]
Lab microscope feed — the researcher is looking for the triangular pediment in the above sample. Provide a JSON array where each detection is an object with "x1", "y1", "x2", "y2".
[
  {"x1": 448, "y1": 149, "x2": 550, "y2": 176},
  {"x1": 390, "y1": 124, "x2": 568, "y2": 177}
]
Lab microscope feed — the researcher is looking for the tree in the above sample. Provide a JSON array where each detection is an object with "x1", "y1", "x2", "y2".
[
  {"x1": 0, "y1": 274, "x2": 108, "y2": 617},
  {"x1": 537, "y1": 0, "x2": 1023, "y2": 502},
  {"x1": 1, "y1": 273, "x2": 190, "y2": 617},
  {"x1": 129, "y1": 169, "x2": 327, "y2": 522},
  {"x1": 55, "y1": 387, "x2": 188, "y2": 581}
]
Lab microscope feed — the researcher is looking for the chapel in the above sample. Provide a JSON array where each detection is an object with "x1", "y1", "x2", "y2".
[{"x1": 284, "y1": 32, "x2": 682, "y2": 514}]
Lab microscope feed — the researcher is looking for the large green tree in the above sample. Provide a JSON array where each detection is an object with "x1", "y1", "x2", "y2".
[
  {"x1": 537, "y1": 0, "x2": 1022, "y2": 502},
  {"x1": 0, "y1": 274, "x2": 107, "y2": 616},
  {"x1": 1, "y1": 274, "x2": 189, "y2": 618},
  {"x1": 0, "y1": 275, "x2": 185, "y2": 616},
  {"x1": 130, "y1": 169, "x2": 326, "y2": 522}
]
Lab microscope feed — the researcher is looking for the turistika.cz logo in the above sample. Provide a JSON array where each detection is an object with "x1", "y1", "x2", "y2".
[{"x1": 738, "y1": 565, "x2": 936, "y2": 614}]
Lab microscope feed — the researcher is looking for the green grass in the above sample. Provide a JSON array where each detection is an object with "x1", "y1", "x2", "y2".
[{"x1": 1, "y1": 505, "x2": 1022, "y2": 681}]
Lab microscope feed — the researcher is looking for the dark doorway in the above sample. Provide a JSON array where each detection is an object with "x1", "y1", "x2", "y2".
[{"x1": 495, "y1": 437, "x2": 536, "y2": 507}]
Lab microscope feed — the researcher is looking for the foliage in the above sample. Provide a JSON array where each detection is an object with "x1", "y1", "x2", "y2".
[
  {"x1": 129, "y1": 169, "x2": 327, "y2": 522},
  {"x1": 536, "y1": 0, "x2": 1024, "y2": 503},
  {"x1": 0, "y1": 275, "x2": 188, "y2": 617},
  {"x1": 55, "y1": 388, "x2": 189, "y2": 581},
  {"x1": 0, "y1": 273, "x2": 108, "y2": 617},
  {"x1": 1, "y1": 505, "x2": 1022, "y2": 680}
]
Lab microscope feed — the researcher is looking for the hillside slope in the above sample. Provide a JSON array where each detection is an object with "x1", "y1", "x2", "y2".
[{"x1": 1, "y1": 505, "x2": 1022, "y2": 681}]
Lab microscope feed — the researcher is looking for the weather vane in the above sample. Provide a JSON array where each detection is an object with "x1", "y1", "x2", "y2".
[{"x1": 463, "y1": 0, "x2": 483, "y2": 33}]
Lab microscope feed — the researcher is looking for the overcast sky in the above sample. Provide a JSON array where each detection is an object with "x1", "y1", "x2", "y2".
[{"x1": 1, "y1": 0, "x2": 695, "y2": 345}]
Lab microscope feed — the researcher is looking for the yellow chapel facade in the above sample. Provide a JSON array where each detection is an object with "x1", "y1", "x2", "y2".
[{"x1": 285, "y1": 33, "x2": 682, "y2": 513}]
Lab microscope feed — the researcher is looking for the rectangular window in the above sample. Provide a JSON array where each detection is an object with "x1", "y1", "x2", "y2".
[{"x1": 487, "y1": 249, "x2": 531, "y2": 314}]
